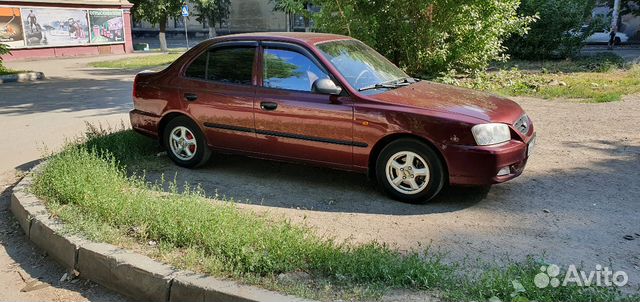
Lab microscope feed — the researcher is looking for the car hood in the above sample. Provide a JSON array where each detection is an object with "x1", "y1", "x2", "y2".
[{"x1": 366, "y1": 81, "x2": 524, "y2": 123}]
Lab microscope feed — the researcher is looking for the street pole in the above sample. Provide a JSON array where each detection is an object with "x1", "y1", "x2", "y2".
[{"x1": 184, "y1": 15, "x2": 189, "y2": 49}]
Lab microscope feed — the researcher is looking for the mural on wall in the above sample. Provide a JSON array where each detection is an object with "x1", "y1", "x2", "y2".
[
  {"x1": 0, "y1": 7, "x2": 25, "y2": 48},
  {"x1": 21, "y1": 7, "x2": 89, "y2": 47},
  {"x1": 89, "y1": 10, "x2": 124, "y2": 43}
]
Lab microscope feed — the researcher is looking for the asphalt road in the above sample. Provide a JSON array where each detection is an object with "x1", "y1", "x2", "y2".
[{"x1": 0, "y1": 56, "x2": 136, "y2": 302}]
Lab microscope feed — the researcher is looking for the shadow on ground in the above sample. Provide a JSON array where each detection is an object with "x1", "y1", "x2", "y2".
[
  {"x1": 0, "y1": 76, "x2": 133, "y2": 117},
  {"x1": 145, "y1": 152, "x2": 489, "y2": 215},
  {"x1": 142, "y1": 139, "x2": 639, "y2": 217}
]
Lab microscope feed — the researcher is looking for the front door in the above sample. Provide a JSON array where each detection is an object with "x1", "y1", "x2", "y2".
[
  {"x1": 254, "y1": 43, "x2": 355, "y2": 168},
  {"x1": 180, "y1": 43, "x2": 258, "y2": 153}
]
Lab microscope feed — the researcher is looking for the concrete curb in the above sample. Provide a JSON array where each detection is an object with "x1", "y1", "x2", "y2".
[
  {"x1": 0, "y1": 71, "x2": 45, "y2": 84},
  {"x1": 10, "y1": 167, "x2": 313, "y2": 302}
]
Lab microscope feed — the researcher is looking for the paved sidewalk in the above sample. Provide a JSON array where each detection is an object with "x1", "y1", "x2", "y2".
[{"x1": 0, "y1": 54, "x2": 143, "y2": 301}]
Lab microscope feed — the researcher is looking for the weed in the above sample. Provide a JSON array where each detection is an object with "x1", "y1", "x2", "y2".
[{"x1": 30, "y1": 127, "x2": 639, "y2": 301}]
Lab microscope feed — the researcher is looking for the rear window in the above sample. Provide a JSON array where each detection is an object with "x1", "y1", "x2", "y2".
[{"x1": 185, "y1": 47, "x2": 255, "y2": 85}]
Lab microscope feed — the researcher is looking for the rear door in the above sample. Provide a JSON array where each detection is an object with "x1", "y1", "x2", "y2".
[
  {"x1": 180, "y1": 42, "x2": 259, "y2": 153},
  {"x1": 253, "y1": 42, "x2": 355, "y2": 168}
]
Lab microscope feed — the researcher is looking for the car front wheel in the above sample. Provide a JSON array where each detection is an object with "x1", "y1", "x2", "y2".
[
  {"x1": 375, "y1": 139, "x2": 445, "y2": 203},
  {"x1": 164, "y1": 116, "x2": 211, "y2": 168}
]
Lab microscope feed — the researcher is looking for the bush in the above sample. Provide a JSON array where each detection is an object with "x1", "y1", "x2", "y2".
[
  {"x1": 506, "y1": 0, "x2": 596, "y2": 59},
  {"x1": 312, "y1": 0, "x2": 535, "y2": 77},
  {"x1": 0, "y1": 43, "x2": 10, "y2": 72}
]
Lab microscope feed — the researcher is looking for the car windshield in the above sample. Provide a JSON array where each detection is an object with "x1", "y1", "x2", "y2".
[{"x1": 316, "y1": 39, "x2": 410, "y2": 94}]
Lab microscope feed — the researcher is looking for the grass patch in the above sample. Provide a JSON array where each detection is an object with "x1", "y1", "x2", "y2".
[
  {"x1": 494, "y1": 53, "x2": 626, "y2": 73},
  {"x1": 31, "y1": 127, "x2": 639, "y2": 301},
  {"x1": 0, "y1": 67, "x2": 20, "y2": 75},
  {"x1": 436, "y1": 53, "x2": 640, "y2": 103},
  {"x1": 89, "y1": 53, "x2": 182, "y2": 70}
]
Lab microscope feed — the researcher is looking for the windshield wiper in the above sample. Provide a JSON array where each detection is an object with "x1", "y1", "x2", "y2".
[{"x1": 358, "y1": 78, "x2": 413, "y2": 92}]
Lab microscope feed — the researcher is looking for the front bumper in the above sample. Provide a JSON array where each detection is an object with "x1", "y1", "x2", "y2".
[{"x1": 445, "y1": 135, "x2": 535, "y2": 186}]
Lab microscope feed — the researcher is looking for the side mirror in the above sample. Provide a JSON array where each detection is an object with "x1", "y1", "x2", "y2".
[{"x1": 312, "y1": 78, "x2": 342, "y2": 95}]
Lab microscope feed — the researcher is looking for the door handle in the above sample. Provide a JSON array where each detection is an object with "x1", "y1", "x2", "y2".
[
  {"x1": 184, "y1": 93, "x2": 198, "y2": 102},
  {"x1": 260, "y1": 102, "x2": 278, "y2": 111}
]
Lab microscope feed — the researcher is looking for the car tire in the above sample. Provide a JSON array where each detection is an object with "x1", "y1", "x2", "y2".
[
  {"x1": 164, "y1": 116, "x2": 211, "y2": 168},
  {"x1": 615, "y1": 37, "x2": 622, "y2": 45},
  {"x1": 375, "y1": 139, "x2": 445, "y2": 203}
]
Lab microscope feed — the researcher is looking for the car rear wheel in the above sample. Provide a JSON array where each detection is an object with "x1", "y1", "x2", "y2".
[
  {"x1": 164, "y1": 116, "x2": 211, "y2": 168},
  {"x1": 375, "y1": 139, "x2": 445, "y2": 203}
]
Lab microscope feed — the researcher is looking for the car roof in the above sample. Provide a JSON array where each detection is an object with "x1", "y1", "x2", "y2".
[{"x1": 217, "y1": 32, "x2": 352, "y2": 45}]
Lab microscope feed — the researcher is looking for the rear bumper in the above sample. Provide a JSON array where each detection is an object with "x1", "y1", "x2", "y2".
[
  {"x1": 129, "y1": 109, "x2": 160, "y2": 139},
  {"x1": 445, "y1": 136, "x2": 535, "y2": 186}
]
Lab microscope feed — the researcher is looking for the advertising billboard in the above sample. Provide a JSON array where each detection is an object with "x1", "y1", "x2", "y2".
[
  {"x1": 21, "y1": 7, "x2": 90, "y2": 47},
  {"x1": 89, "y1": 10, "x2": 124, "y2": 43},
  {"x1": 0, "y1": 7, "x2": 24, "y2": 48}
]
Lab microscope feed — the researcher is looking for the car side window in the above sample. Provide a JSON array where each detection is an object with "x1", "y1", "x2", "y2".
[
  {"x1": 263, "y1": 48, "x2": 329, "y2": 92},
  {"x1": 185, "y1": 51, "x2": 207, "y2": 79},
  {"x1": 185, "y1": 46, "x2": 255, "y2": 85}
]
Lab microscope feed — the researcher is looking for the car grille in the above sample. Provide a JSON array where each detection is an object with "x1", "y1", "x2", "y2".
[{"x1": 514, "y1": 115, "x2": 530, "y2": 135}]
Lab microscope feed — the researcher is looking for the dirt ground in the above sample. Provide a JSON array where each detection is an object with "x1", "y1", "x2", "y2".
[
  {"x1": 0, "y1": 56, "x2": 138, "y2": 302},
  {"x1": 1, "y1": 54, "x2": 638, "y2": 300},
  {"x1": 150, "y1": 95, "x2": 640, "y2": 291}
]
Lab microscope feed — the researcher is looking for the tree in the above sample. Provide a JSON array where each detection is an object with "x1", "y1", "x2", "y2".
[
  {"x1": 605, "y1": 0, "x2": 640, "y2": 17},
  {"x1": 312, "y1": 0, "x2": 534, "y2": 77},
  {"x1": 0, "y1": 43, "x2": 10, "y2": 72},
  {"x1": 129, "y1": 0, "x2": 183, "y2": 52},
  {"x1": 270, "y1": 0, "x2": 308, "y2": 32},
  {"x1": 194, "y1": 0, "x2": 231, "y2": 38},
  {"x1": 506, "y1": 0, "x2": 597, "y2": 59}
]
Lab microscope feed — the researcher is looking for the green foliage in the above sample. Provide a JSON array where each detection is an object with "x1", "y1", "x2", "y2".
[
  {"x1": 129, "y1": 0, "x2": 183, "y2": 26},
  {"x1": 194, "y1": 0, "x2": 231, "y2": 29},
  {"x1": 607, "y1": 0, "x2": 640, "y2": 17},
  {"x1": 270, "y1": 0, "x2": 308, "y2": 14},
  {"x1": 264, "y1": 53, "x2": 302, "y2": 79},
  {"x1": 0, "y1": 43, "x2": 10, "y2": 71},
  {"x1": 30, "y1": 126, "x2": 639, "y2": 301},
  {"x1": 506, "y1": 0, "x2": 596, "y2": 59},
  {"x1": 312, "y1": 0, "x2": 535, "y2": 76}
]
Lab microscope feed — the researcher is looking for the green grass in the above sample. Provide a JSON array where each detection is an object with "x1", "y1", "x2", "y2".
[
  {"x1": 436, "y1": 53, "x2": 640, "y2": 103},
  {"x1": 0, "y1": 67, "x2": 20, "y2": 75},
  {"x1": 31, "y1": 127, "x2": 639, "y2": 301},
  {"x1": 89, "y1": 53, "x2": 183, "y2": 70}
]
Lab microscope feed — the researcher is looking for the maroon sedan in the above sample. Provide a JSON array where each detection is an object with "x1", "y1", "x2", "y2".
[{"x1": 130, "y1": 32, "x2": 536, "y2": 203}]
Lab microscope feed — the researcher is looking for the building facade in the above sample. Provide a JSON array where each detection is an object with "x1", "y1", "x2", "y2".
[
  {"x1": 0, "y1": 0, "x2": 133, "y2": 61},
  {"x1": 132, "y1": 0, "x2": 310, "y2": 38}
]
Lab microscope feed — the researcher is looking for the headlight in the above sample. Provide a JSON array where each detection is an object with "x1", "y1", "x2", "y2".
[{"x1": 471, "y1": 123, "x2": 511, "y2": 146}]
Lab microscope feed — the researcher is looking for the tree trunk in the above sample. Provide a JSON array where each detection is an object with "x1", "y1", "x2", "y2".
[
  {"x1": 159, "y1": 16, "x2": 168, "y2": 52},
  {"x1": 611, "y1": 0, "x2": 621, "y2": 32},
  {"x1": 208, "y1": 17, "x2": 216, "y2": 38},
  {"x1": 286, "y1": 12, "x2": 291, "y2": 32}
]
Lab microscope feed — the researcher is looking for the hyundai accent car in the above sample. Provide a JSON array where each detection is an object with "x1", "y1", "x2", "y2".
[{"x1": 130, "y1": 32, "x2": 536, "y2": 203}]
